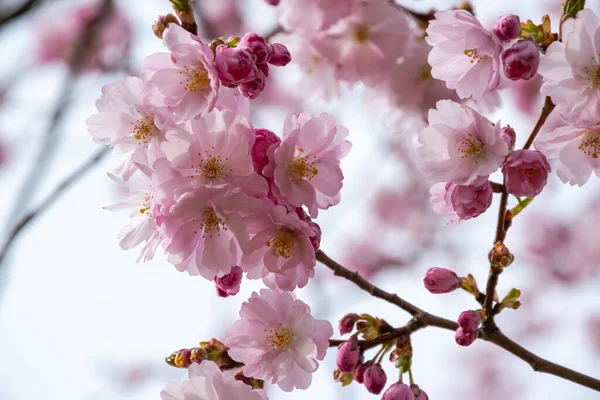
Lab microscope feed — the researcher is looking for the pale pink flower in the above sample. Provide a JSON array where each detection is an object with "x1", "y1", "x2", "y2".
[
  {"x1": 426, "y1": 10, "x2": 502, "y2": 100},
  {"x1": 535, "y1": 125, "x2": 600, "y2": 186},
  {"x1": 311, "y1": 0, "x2": 411, "y2": 85},
  {"x1": 262, "y1": 261, "x2": 315, "y2": 292},
  {"x1": 539, "y1": 10, "x2": 600, "y2": 126},
  {"x1": 418, "y1": 100, "x2": 508, "y2": 185},
  {"x1": 264, "y1": 112, "x2": 351, "y2": 217},
  {"x1": 225, "y1": 289, "x2": 333, "y2": 392},
  {"x1": 161, "y1": 360, "x2": 264, "y2": 400},
  {"x1": 86, "y1": 77, "x2": 170, "y2": 179},
  {"x1": 161, "y1": 188, "x2": 268, "y2": 280},
  {"x1": 104, "y1": 173, "x2": 162, "y2": 262},
  {"x1": 276, "y1": 0, "x2": 352, "y2": 33},
  {"x1": 160, "y1": 109, "x2": 255, "y2": 189},
  {"x1": 144, "y1": 24, "x2": 219, "y2": 121}
]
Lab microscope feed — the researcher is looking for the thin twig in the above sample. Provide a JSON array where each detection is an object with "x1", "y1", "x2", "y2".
[
  {"x1": 0, "y1": 148, "x2": 109, "y2": 267},
  {"x1": 523, "y1": 96, "x2": 556, "y2": 150},
  {"x1": 388, "y1": 0, "x2": 433, "y2": 24},
  {"x1": 0, "y1": 0, "x2": 40, "y2": 27}
]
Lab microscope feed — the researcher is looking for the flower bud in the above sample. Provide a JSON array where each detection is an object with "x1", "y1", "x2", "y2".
[
  {"x1": 153, "y1": 14, "x2": 179, "y2": 39},
  {"x1": 423, "y1": 267, "x2": 462, "y2": 294},
  {"x1": 457, "y1": 310, "x2": 482, "y2": 331},
  {"x1": 268, "y1": 43, "x2": 291, "y2": 67},
  {"x1": 239, "y1": 32, "x2": 272, "y2": 65},
  {"x1": 501, "y1": 126, "x2": 516, "y2": 150},
  {"x1": 215, "y1": 45, "x2": 257, "y2": 87},
  {"x1": 252, "y1": 128, "x2": 280, "y2": 174},
  {"x1": 502, "y1": 149, "x2": 551, "y2": 198},
  {"x1": 354, "y1": 360, "x2": 373, "y2": 384},
  {"x1": 336, "y1": 335, "x2": 360, "y2": 372},
  {"x1": 448, "y1": 179, "x2": 493, "y2": 220},
  {"x1": 363, "y1": 363, "x2": 387, "y2": 394},
  {"x1": 307, "y1": 219, "x2": 321, "y2": 251},
  {"x1": 488, "y1": 242, "x2": 514, "y2": 268},
  {"x1": 190, "y1": 347, "x2": 208, "y2": 363},
  {"x1": 339, "y1": 313, "x2": 359, "y2": 335},
  {"x1": 493, "y1": 14, "x2": 522, "y2": 42},
  {"x1": 214, "y1": 266, "x2": 243, "y2": 297},
  {"x1": 455, "y1": 327, "x2": 478, "y2": 346},
  {"x1": 411, "y1": 384, "x2": 429, "y2": 400},
  {"x1": 239, "y1": 67, "x2": 266, "y2": 99},
  {"x1": 502, "y1": 40, "x2": 540, "y2": 81},
  {"x1": 382, "y1": 382, "x2": 415, "y2": 400}
]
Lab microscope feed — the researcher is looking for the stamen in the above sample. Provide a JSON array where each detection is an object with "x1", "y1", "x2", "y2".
[
  {"x1": 464, "y1": 48, "x2": 489, "y2": 64},
  {"x1": 266, "y1": 229, "x2": 295, "y2": 259},
  {"x1": 354, "y1": 25, "x2": 369, "y2": 43},
  {"x1": 180, "y1": 65, "x2": 211, "y2": 93},
  {"x1": 132, "y1": 116, "x2": 159, "y2": 145},
  {"x1": 457, "y1": 133, "x2": 486, "y2": 163},
  {"x1": 288, "y1": 149, "x2": 318, "y2": 181},
  {"x1": 192, "y1": 207, "x2": 227, "y2": 237},
  {"x1": 579, "y1": 130, "x2": 600, "y2": 159},
  {"x1": 265, "y1": 323, "x2": 294, "y2": 351}
]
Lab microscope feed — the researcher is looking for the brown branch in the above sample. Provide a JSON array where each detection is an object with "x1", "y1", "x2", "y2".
[
  {"x1": 388, "y1": 0, "x2": 433, "y2": 24},
  {"x1": 523, "y1": 96, "x2": 556, "y2": 150},
  {"x1": 0, "y1": 0, "x2": 40, "y2": 27},
  {"x1": 318, "y1": 250, "x2": 600, "y2": 391},
  {"x1": 0, "y1": 147, "x2": 109, "y2": 267}
]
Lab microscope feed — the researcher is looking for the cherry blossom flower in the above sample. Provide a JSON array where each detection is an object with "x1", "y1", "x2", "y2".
[
  {"x1": 418, "y1": 100, "x2": 508, "y2": 185},
  {"x1": 430, "y1": 177, "x2": 493, "y2": 221},
  {"x1": 242, "y1": 205, "x2": 316, "y2": 287},
  {"x1": 311, "y1": 0, "x2": 411, "y2": 85},
  {"x1": 144, "y1": 24, "x2": 219, "y2": 122},
  {"x1": 161, "y1": 360, "x2": 265, "y2": 400},
  {"x1": 161, "y1": 187, "x2": 268, "y2": 280},
  {"x1": 502, "y1": 149, "x2": 551, "y2": 197},
  {"x1": 539, "y1": 9, "x2": 600, "y2": 126},
  {"x1": 214, "y1": 266, "x2": 243, "y2": 297},
  {"x1": 86, "y1": 77, "x2": 171, "y2": 180},
  {"x1": 276, "y1": 0, "x2": 352, "y2": 33},
  {"x1": 426, "y1": 10, "x2": 503, "y2": 100},
  {"x1": 264, "y1": 112, "x2": 351, "y2": 217},
  {"x1": 225, "y1": 289, "x2": 333, "y2": 392}
]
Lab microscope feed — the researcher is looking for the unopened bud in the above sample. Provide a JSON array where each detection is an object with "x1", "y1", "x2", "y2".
[
  {"x1": 190, "y1": 347, "x2": 208, "y2": 363},
  {"x1": 339, "y1": 313, "x2": 359, "y2": 335},
  {"x1": 423, "y1": 267, "x2": 462, "y2": 294},
  {"x1": 153, "y1": 14, "x2": 179, "y2": 39},
  {"x1": 336, "y1": 335, "x2": 361, "y2": 372},
  {"x1": 354, "y1": 360, "x2": 373, "y2": 384},
  {"x1": 457, "y1": 310, "x2": 482, "y2": 331},
  {"x1": 488, "y1": 242, "x2": 514, "y2": 268},
  {"x1": 455, "y1": 327, "x2": 478, "y2": 346},
  {"x1": 493, "y1": 14, "x2": 522, "y2": 42},
  {"x1": 501, "y1": 126, "x2": 517, "y2": 150},
  {"x1": 364, "y1": 363, "x2": 387, "y2": 395}
]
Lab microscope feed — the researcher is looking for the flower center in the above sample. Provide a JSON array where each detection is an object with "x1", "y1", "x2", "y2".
[
  {"x1": 265, "y1": 323, "x2": 293, "y2": 351},
  {"x1": 354, "y1": 25, "x2": 370, "y2": 43},
  {"x1": 464, "y1": 48, "x2": 488, "y2": 64},
  {"x1": 583, "y1": 63, "x2": 600, "y2": 89},
  {"x1": 181, "y1": 65, "x2": 211, "y2": 93},
  {"x1": 288, "y1": 149, "x2": 318, "y2": 181},
  {"x1": 132, "y1": 116, "x2": 159, "y2": 145},
  {"x1": 194, "y1": 207, "x2": 227, "y2": 237},
  {"x1": 192, "y1": 149, "x2": 231, "y2": 182},
  {"x1": 579, "y1": 130, "x2": 600, "y2": 159},
  {"x1": 457, "y1": 133, "x2": 486, "y2": 162},
  {"x1": 139, "y1": 193, "x2": 151, "y2": 214},
  {"x1": 266, "y1": 229, "x2": 295, "y2": 259}
]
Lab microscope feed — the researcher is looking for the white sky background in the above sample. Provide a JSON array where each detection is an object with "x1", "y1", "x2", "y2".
[{"x1": 0, "y1": 0, "x2": 599, "y2": 399}]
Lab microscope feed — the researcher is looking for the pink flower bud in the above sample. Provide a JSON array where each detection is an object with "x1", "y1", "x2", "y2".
[
  {"x1": 501, "y1": 126, "x2": 516, "y2": 150},
  {"x1": 306, "y1": 218, "x2": 321, "y2": 251},
  {"x1": 339, "y1": 313, "x2": 359, "y2": 335},
  {"x1": 502, "y1": 149, "x2": 551, "y2": 198},
  {"x1": 493, "y1": 14, "x2": 522, "y2": 42},
  {"x1": 411, "y1": 384, "x2": 429, "y2": 400},
  {"x1": 363, "y1": 363, "x2": 387, "y2": 394},
  {"x1": 382, "y1": 382, "x2": 415, "y2": 400},
  {"x1": 423, "y1": 267, "x2": 462, "y2": 294},
  {"x1": 215, "y1": 45, "x2": 257, "y2": 87},
  {"x1": 239, "y1": 67, "x2": 266, "y2": 99},
  {"x1": 239, "y1": 32, "x2": 272, "y2": 65},
  {"x1": 455, "y1": 327, "x2": 478, "y2": 346},
  {"x1": 336, "y1": 335, "x2": 360, "y2": 372},
  {"x1": 268, "y1": 43, "x2": 291, "y2": 67},
  {"x1": 252, "y1": 128, "x2": 281, "y2": 174},
  {"x1": 457, "y1": 310, "x2": 482, "y2": 331},
  {"x1": 214, "y1": 266, "x2": 243, "y2": 297},
  {"x1": 502, "y1": 40, "x2": 540, "y2": 81},
  {"x1": 354, "y1": 360, "x2": 373, "y2": 384},
  {"x1": 448, "y1": 179, "x2": 493, "y2": 220}
]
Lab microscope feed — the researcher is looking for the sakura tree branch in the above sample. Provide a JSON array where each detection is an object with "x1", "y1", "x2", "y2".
[
  {"x1": 0, "y1": 147, "x2": 109, "y2": 267},
  {"x1": 523, "y1": 96, "x2": 556, "y2": 150},
  {"x1": 0, "y1": 0, "x2": 40, "y2": 27},
  {"x1": 317, "y1": 250, "x2": 600, "y2": 391},
  {"x1": 388, "y1": 1, "x2": 434, "y2": 24}
]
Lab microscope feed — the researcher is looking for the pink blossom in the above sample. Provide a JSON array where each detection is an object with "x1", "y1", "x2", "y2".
[
  {"x1": 276, "y1": 0, "x2": 352, "y2": 33},
  {"x1": 225, "y1": 289, "x2": 333, "y2": 392},
  {"x1": 423, "y1": 267, "x2": 462, "y2": 294},
  {"x1": 336, "y1": 335, "x2": 360, "y2": 372},
  {"x1": 538, "y1": 10, "x2": 600, "y2": 126},
  {"x1": 501, "y1": 126, "x2": 517, "y2": 150},
  {"x1": 160, "y1": 109, "x2": 256, "y2": 190},
  {"x1": 86, "y1": 77, "x2": 170, "y2": 179},
  {"x1": 502, "y1": 149, "x2": 551, "y2": 197},
  {"x1": 502, "y1": 40, "x2": 540, "y2": 81},
  {"x1": 418, "y1": 100, "x2": 508, "y2": 185},
  {"x1": 144, "y1": 24, "x2": 219, "y2": 122},
  {"x1": 493, "y1": 15, "x2": 522, "y2": 42},
  {"x1": 363, "y1": 363, "x2": 387, "y2": 394},
  {"x1": 161, "y1": 188, "x2": 268, "y2": 280},
  {"x1": 382, "y1": 383, "x2": 415, "y2": 400},
  {"x1": 455, "y1": 327, "x2": 478, "y2": 346},
  {"x1": 239, "y1": 64, "x2": 267, "y2": 99},
  {"x1": 242, "y1": 205, "x2": 316, "y2": 289},
  {"x1": 214, "y1": 266, "x2": 243, "y2": 297},
  {"x1": 269, "y1": 43, "x2": 292, "y2": 67},
  {"x1": 354, "y1": 360, "x2": 373, "y2": 384},
  {"x1": 161, "y1": 360, "x2": 264, "y2": 400},
  {"x1": 265, "y1": 112, "x2": 351, "y2": 217},
  {"x1": 426, "y1": 10, "x2": 502, "y2": 100},
  {"x1": 458, "y1": 310, "x2": 482, "y2": 331},
  {"x1": 252, "y1": 129, "x2": 281, "y2": 174},
  {"x1": 239, "y1": 33, "x2": 272, "y2": 65},
  {"x1": 214, "y1": 45, "x2": 257, "y2": 87},
  {"x1": 311, "y1": 0, "x2": 411, "y2": 85},
  {"x1": 430, "y1": 178, "x2": 493, "y2": 221}
]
